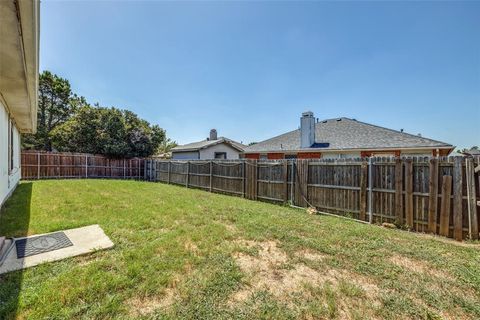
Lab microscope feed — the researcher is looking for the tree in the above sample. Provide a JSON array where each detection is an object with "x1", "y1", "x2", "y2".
[
  {"x1": 23, "y1": 71, "x2": 85, "y2": 150},
  {"x1": 156, "y1": 138, "x2": 178, "y2": 155},
  {"x1": 50, "y1": 106, "x2": 166, "y2": 158}
]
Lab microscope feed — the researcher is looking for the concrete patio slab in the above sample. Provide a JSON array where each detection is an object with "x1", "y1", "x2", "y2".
[{"x1": 0, "y1": 225, "x2": 114, "y2": 274}]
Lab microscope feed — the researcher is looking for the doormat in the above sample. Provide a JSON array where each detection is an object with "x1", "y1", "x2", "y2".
[{"x1": 15, "y1": 232, "x2": 73, "y2": 258}]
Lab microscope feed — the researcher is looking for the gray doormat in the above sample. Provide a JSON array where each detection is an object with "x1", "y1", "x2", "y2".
[{"x1": 16, "y1": 232, "x2": 73, "y2": 258}]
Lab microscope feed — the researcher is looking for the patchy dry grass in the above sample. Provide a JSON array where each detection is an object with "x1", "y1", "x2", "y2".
[{"x1": 0, "y1": 180, "x2": 479, "y2": 319}]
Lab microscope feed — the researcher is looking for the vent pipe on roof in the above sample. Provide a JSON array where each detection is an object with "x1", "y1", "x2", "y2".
[
  {"x1": 300, "y1": 111, "x2": 315, "y2": 148},
  {"x1": 210, "y1": 129, "x2": 218, "y2": 140}
]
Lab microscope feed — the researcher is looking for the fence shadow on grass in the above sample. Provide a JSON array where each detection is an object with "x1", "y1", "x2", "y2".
[{"x1": 0, "y1": 182, "x2": 32, "y2": 319}]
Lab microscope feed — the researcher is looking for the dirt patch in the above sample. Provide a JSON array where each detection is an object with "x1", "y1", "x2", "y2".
[
  {"x1": 127, "y1": 272, "x2": 184, "y2": 316},
  {"x1": 215, "y1": 221, "x2": 238, "y2": 233},
  {"x1": 230, "y1": 240, "x2": 379, "y2": 304},
  {"x1": 295, "y1": 249, "x2": 327, "y2": 262},
  {"x1": 184, "y1": 240, "x2": 199, "y2": 255},
  {"x1": 390, "y1": 255, "x2": 452, "y2": 279},
  {"x1": 127, "y1": 288, "x2": 176, "y2": 317},
  {"x1": 223, "y1": 223, "x2": 237, "y2": 233}
]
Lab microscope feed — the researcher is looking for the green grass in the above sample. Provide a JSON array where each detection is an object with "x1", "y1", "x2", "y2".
[{"x1": 0, "y1": 180, "x2": 479, "y2": 319}]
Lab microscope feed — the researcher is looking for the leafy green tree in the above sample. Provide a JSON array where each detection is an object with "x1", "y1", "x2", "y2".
[
  {"x1": 23, "y1": 71, "x2": 85, "y2": 150},
  {"x1": 50, "y1": 106, "x2": 166, "y2": 158}
]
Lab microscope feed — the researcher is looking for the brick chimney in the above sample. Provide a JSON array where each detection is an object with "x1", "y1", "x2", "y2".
[
  {"x1": 300, "y1": 111, "x2": 315, "y2": 148},
  {"x1": 209, "y1": 129, "x2": 218, "y2": 140}
]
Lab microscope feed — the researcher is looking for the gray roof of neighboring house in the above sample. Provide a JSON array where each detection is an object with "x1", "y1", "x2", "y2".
[
  {"x1": 244, "y1": 117, "x2": 454, "y2": 153},
  {"x1": 172, "y1": 137, "x2": 246, "y2": 153},
  {"x1": 462, "y1": 148, "x2": 480, "y2": 156}
]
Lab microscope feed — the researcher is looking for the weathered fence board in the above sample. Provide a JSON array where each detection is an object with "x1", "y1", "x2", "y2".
[
  {"x1": 428, "y1": 158, "x2": 439, "y2": 233},
  {"x1": 439, "y1": 175, "x2": 453, "y2": 237}
]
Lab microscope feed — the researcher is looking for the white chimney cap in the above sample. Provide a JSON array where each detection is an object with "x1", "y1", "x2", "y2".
[{"x1": 302, "y1": 111, "x2": 314, "y2": 117}]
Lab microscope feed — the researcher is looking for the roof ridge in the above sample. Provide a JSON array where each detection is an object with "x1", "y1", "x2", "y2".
[{"x1": 344, "y1": 118, "x2": 453, "y2": 146}]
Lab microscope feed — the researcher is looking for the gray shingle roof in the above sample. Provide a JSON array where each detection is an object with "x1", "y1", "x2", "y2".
[
  {"x1": 172, "y1": 137, "x2": 246, "y2": 152},
  {"x1": 244, "y1": 117, "x2": 453, "y2": 153}
]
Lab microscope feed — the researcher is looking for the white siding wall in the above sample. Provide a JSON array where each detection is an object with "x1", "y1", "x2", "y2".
[
  {"x1": 172, "y1": 151, "x2": 200, "y2": 160},
  {"x1": 199, "y1": 143, "x2": 241, "y2": 160},
  {"x1": 1, "y1": 100, "x2": 21, "y2": 206}
]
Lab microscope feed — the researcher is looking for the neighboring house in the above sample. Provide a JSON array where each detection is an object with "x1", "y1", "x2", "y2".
[
  {"x1": 243, "y1": 111, "x2": 454, "y2": 159},
  {"x1": 0, "y1": 0, "x2": 40, "y2": 206},
  {"x1": 171, "y1": 129, "x2": 245, "y2": 160},
  {"x1": 460, "y1": 148, "x2": 480, "y2": 157}
]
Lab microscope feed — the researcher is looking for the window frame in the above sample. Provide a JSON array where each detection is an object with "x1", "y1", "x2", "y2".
[{"x1": 214, "y1": 152, "x2": 227, "y2": 159}]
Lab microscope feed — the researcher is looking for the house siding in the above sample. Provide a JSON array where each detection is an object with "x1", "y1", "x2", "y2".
[
  {"x1": 1, "y1": 100, "x2": 21, "y2": 207},
  {"x1": 297, "y1": 152, "x2": 322, "y2": 159},
  {"x1": 199, "y1": 143, "x2": 241, "y2": 160},
  {"x1": 244, "y1": 153, "x2": 260, "y2": 160},
  {"x1": 267, "y1": 153, "x2": 284, "y2": 160},
  {"x1": 171, "y1": 151, "x2": 200, "y2": 160},
  {"x1": 172, "y1": 143, "x2": 242, "y2": 160}
]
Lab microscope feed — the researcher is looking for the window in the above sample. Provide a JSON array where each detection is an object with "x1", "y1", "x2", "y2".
[
  {"x1": 214, "y1": 152, "x2": 227, "y2": 159},
  {"x1": 8, "y1": 119, "x2": 14, "y2": 174},
  {"x1": 259, "y1": 154, "x2": 268, "y2": 160},
  {"x1": 285, "y1": 154, "x2": 297, "y2": 159}
]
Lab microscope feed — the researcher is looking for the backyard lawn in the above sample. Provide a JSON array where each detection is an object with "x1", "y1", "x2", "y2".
[{"x1": 0, "y1": 180, "x2": 479, "y2": 320}]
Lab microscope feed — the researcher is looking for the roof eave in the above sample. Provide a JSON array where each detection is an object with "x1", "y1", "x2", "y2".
[
  {"x1": 243, "y1": 145, "x2": 455, "y2": 154},
  {"x1": 0, "y1": 0, "x2": 39, "y2": 133}
]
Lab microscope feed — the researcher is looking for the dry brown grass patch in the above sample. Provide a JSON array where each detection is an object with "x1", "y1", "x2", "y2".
[
  {"x1": 184, "y1": 240, "x2": 199, "y2": 255},
  {"x1": 295, "y1": 249, "x2": 327, "y2": 262},
  {"x1": 390, "y1": 254, "x2": 452, "y2": 279},
  {"x1": 127, "y1": 288, "x2": 176, "y2": 317},
  {"x1": 230, "y1": 240, "x2": 380, "y2": 305}
]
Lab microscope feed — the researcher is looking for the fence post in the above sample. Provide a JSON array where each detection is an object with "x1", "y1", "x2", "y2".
[
  {"x1": 291, "y1": 160, "x2": 294, "y2": 205},
  {"x1": 368, "y1": 157, "x2": 373, "y2": 224},
  {"x1": 255, "y1": 160, "x2": 259, "y2": 200},
  {"x1": 428, "y1": 158, "x2": 439, "y2": 233},
  {"x1": 123, "y1": 159, "x2": 126, "y2": 179},
  {"x1": 283, "y1": 160, "x2": 288, "y2": 203},
  {"x1": 85, "y1": 154, "x2": 88, "y2": 178},
  {"x1": 453, "y1": 157, "x2": 463, "y2": 241},
  {"x1": 144, "y1": 160, "x2": 148, "y2": 181},
  {"x1": 37, "y1": 152, "x2": 40, "y2": 179},
  {"x1": 167, "y1": 161, "x2": 171, "y2": 184},
  {"x1": 439, "y1": 175, "x2": 452, "y2": 237},
  {"x1": 466, "y1": 158, "x2": 478, "y2": 240},
  {"x1": 395, "y1": 158, "x2": 404, "y2": 225},
  {"x1": 209, "y1": 161, "x2": 213, "y2": 192},
  {"x1": 405, "y1": 159, "x2": 414, "y2": 229},
  {"x1": 186, "y1": 161, "x2": 189, "y2": 188},
  {"x1": 359, "y1": 161, "x2": 367, "y2": 221},
  {"x1": 242, "y1": 160, "x2": 246, "y2": 198},
  {"x1": 137, "y1": 159, "x2": 140, "y2": 180}
]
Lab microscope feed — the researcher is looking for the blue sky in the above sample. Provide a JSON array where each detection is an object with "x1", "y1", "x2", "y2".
[{"x1": 40, "y1": 1, "x2": 479, "y2": 149}]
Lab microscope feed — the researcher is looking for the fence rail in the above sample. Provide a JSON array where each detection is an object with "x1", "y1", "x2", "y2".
[
  {"x1": 20, "y1": 151, "x2": 480, "y2": 241},
  {"x1": 144, "y1": 157, "x2": 480, "y2": 241},
  {"x1": 21, "y1": 151, "x2": 145, "y2": 180}
]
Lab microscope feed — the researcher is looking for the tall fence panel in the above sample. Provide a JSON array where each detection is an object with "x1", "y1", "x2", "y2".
[
  {"x1": 145, "y1": 157, "x2": 480, "y2": 241},
  {"x1": 21, "y1": 151, "x2": 145, "y2": 180}
]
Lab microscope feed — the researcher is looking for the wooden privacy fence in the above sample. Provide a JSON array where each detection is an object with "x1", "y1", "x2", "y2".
[
  {"x1": 145, "y1": 157, "x2": 480, "y2": 241},
  {"x1": 21, "y1": 151, "x2": 145, "y2": 180},
  {"x1": 20, "y1": 152, "x2": 480, "y2": 241}
]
